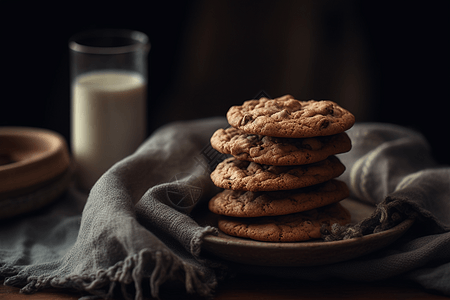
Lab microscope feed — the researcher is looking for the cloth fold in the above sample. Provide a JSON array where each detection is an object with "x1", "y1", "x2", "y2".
[
  {"x1": 324, "y1": 124, "x2": 449, "y2": 240},
  {"x1": 1, "y1": 118, "x2": 449, "y2": 299}
]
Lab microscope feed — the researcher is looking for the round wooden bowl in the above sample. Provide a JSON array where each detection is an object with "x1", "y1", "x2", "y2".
[{"x1": 0, "y1": 127, "x2": 71, "y2": 197}]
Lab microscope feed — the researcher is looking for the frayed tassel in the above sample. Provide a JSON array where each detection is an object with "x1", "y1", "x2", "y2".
[
  {"x1": 322, "y1": 198, "x2": 419, "y2": 242},
  {"x1": 190, "y1": 226, "x2": 218, "y2": 257},
  {"x1": 182, "y1": 262, "x2": 217, "y2": 298},
  {"x1": 149, "y1": 250, "x2": 166, "y2": 298},
  {"x1": 19, "y1": 279, "x2": 38, "y2": 294},
  {"x1": 148, "y1": 249, "x2": 216, "y2": 299},
  {"x1": 183, "y1": 263, "x2": 198, "y2": 294},
  {"x1": 131, "y1": 251, "x2": 146, "y2": 300},
  {"x1": 321, "y1": 223, "x2": 363, "y2": 241},
  {"x1": 4, "y1": 247, "x2": 215, "y2": 300},
  {"x1": 3, "y1": 274, "x2": 28, "y2": 288},
  {"x1": 0, "y1": 264, "x2": 20, "y2": 277},
  {"x1": 378, "y1": 206, "x2": 388, "y2": 224}
]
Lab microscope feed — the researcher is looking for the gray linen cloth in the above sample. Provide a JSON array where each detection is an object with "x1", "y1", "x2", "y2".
[{"x1": 1, "y1": 118, "x2": 449, "y2": 299}]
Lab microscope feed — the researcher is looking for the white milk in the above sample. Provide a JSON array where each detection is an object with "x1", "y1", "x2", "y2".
[{"x1": 71, "y1": 70, "x2": 147, "y2": 191}]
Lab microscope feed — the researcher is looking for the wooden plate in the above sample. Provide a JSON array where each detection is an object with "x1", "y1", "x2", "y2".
[
  {"x1": 194, "y1": 199, "x2": 414, "y2": 267},
  {"x1": 0, "y1": 127, "x2": 72, "y2": 218}
]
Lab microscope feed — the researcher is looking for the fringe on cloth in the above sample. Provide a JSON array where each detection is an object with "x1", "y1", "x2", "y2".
[
  {"x1": 4, "y1": 247, "x2": 217, "y2": 300},
  {"x1": 321, "y1": 197, "x2": 419, "y2": 242}
]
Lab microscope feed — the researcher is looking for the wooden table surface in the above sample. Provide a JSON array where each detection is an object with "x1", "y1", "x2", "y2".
[{"x1": 2, "y1": 275, "x2": 448, "y2": 300}]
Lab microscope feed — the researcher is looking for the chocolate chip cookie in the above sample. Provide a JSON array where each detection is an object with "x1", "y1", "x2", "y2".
[
  {"x1": 210, "y1": 127, "x2": 351, "y2": 165},
  {"x1": 218, "y1": 202, "x2": 351, "y2": 242},
  {"x1": 226, "y1": 95, "x2": 355, "y2": 138},
  {"x1": 210, "y1": 155, "x2": 345, "y2": 192},
  {"x1": 208, "y1": 179, "x2": 349, "y2": 217}
]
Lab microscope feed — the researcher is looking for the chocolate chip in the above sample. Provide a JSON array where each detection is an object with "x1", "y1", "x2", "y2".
[
  {"x1": 326, "y1": 105, "x2": 334, "y2": 115},
  {"x1": 240, "y1": 114, "x2": 252, "y2": 126},
  {"x1": 320, "y1": 120, "x2": 330, "y2": 129}
]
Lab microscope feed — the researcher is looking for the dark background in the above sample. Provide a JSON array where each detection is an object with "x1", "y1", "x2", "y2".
[{"x1": 2, "y1": 1, "x2": 449, "y2": 164}]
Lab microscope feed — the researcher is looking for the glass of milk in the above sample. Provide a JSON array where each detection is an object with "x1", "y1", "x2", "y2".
[{"x1": 69, "y1": 29, "x2": 150, "y2": 192}]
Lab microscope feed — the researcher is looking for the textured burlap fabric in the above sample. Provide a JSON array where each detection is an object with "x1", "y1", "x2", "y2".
[
  {"x1": 1, "y1": 118, "x2": 449, "y2": 299},
  {"x1": 1, "y1": 118, "x2": 228, "y2": 299},
  {"x1": 327, "y1": 123, "x2": 449, "y2": 238}
]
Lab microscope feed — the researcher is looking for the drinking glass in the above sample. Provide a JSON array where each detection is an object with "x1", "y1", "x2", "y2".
[{"x1": 69, "y1": 29, "x2": 150, "y2": 192}]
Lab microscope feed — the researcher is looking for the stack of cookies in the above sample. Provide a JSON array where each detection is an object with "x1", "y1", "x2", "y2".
[{"x1": 208, "y1": 95, "x2": 356, "y2": 242}]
